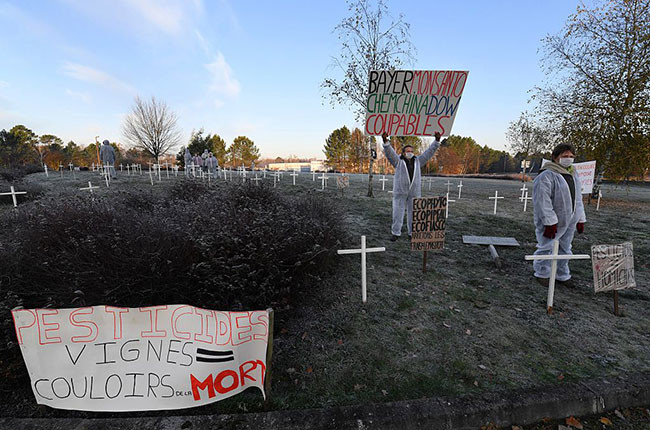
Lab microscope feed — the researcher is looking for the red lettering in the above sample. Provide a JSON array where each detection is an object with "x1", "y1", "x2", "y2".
[
  {"x1": 193, "y1": 308, "x2": 215, "y2": 344},
  {"x1": 104, "y1": 306, "x2": 128, "y2": 340},
  {"x1": 139, "y1": 305, "x2": 167, "y2": 338},
  {"x1": 231, "y1": 312, "x2": 252, "y2": 346},
  {"x1": 36, "y1": 309, "x2": 61, "y2": 345},
  {"x1": 250, "y1": 312, "x2": 268, "y2": 341},
  {"x1": 422, "y1": 115, "x2": 436, "y2": 136},
  {"x1": 215, "y1": 311, "x2": 232, "y2": 345},
  {"x1": 12, "y1": 309, "x2": 36, "y2": 345},
  {"x1": 239, "y1": 361, "x2": 258, "y2": 385},
  {"x1": 437, "y1": 115, "x2": 449, "y2": 135},
  {"x1": 190, "y1": 374, "x2": 215, "y2": 401},
  {"x1": 214, "y1": 370, "x2": 239, "y2": 394},
  {"x1": 171, "y1": 305, "x2": 193, "y2": 340},
  {"x1": 69, "y1": 307, "x2": 98, "y2": 343}
]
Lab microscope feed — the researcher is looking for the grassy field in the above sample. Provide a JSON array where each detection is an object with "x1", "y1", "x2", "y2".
[{"x1": 1, "y1": 168, "x2": 649, "y2": 417}]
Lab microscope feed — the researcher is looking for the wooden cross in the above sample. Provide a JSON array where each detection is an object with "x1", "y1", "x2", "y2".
[
  {"x1": 319, "y1": 173, "x2": 328, "y2": 190},
  {"x1": 0, "y1": 186, "x2": 27, "y2": 207},
  {"x1": 445, "y1": 192, "x2": 456, "y2": 218},
  {"x1": 263, "y1": 169, "x2": 267, "y2": 179},
  {"x1": 519, "y1": 183, "x2": 528, "y2": 201},
  {"x1": 457, "y1": 180, "x2": 463, "y2": 199},
  {"x1": 489, "y1": 190, "x2": 504, "y2": 215},
  {"x1": 102, "y1": 164, "x2": 111, "y2": 187},
  {"x1": 272, "y1": 172, "x2": 278, "y2": 187},
  {"x1": 525, "y1": 239, "x2": 591, "y2": 314},
  {"x1": 165, "y1": 161, "x2": 170, "y2": 179},
  {"x1": 596, "y1": 190, "x2": 602, "y2": 211},
  {"x1": 522, "y1": 190, "x2": 533, "y2": 212},
  {"x1": 379, "y1": 175, "x2": 389, "y2": 191},
  {"x1": 79, "y1": 181, "x2": 99, "y2": 194},
  {"x1": 290, "y1": 170, "x2": 299, "y2": 186},
  {"x1": 337, "y1": 235, "x2": 386, "y2": 303},
  {"x1": 148, "y1": 169, "x2": 154, "y2": 186}
]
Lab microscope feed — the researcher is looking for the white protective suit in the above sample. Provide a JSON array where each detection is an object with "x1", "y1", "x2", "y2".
[
  {"x1": 383, "y1": 139, "x2": 440, "y2": 236},
  {"x1": 99, "y1": 141, "x2": 117, "y2": 178},
  {"x1": 184, "y1": 149, "x2": 192, "y2": 176},
  {"x1": 532, "y1": 163, "x2": 586, "y2": 280}
]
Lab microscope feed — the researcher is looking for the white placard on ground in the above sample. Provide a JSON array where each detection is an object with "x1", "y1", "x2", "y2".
[{"x1": 592, "y1": 242, "x2": 636, "y2": 293}]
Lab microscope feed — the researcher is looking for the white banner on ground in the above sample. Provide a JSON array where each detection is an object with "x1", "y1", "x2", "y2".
[
  {"x1": 541, "y1": 159, "x2": 596, "y2": 194},
  {"x1": 12, "y1": 305, "x2": 270, "y2": 411}
]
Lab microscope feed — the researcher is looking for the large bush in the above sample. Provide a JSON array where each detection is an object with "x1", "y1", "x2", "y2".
[{"x1": 0, "y1": 182, "x2": 344, "y2": 394}]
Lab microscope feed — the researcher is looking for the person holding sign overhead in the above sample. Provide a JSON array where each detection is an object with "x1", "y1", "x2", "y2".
[
  {"x1": 382, "y1": 132, "x2": 441, "y2": 241},
  {"x1": 532, "y1": 143, "x2": 586, "y2": 287}
]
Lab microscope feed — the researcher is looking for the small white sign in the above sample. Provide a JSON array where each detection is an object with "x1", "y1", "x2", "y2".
[
  {"x1": 541, "y1": 159, "x2": 596, "y2": 194},
  {"x1": 592, "y1": 242, "x2": 636, "y2": 293}
]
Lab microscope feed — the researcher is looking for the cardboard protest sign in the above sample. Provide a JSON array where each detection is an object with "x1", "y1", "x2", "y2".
[
  {"x1": 365, "y1": 70, "x2": 469, "y2": 137},
  {"x1": 411, "y1": 196, "x2": 447, "y2": 251},
  {"x1": 541, "y1": 159, "x2": 596, "y2": 194},
  {"x1": 592, "y1": 242, "x2": 636, "y2": 293},
  {"x1": 11, "y1": 305, "x2": 270, "y2": 411},
  {"x1": 337, "y1": 175, "x2": 349, "y2": 189}
]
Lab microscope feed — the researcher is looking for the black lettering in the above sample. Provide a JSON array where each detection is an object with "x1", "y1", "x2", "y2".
[
  {"x1": 51, "y1": 377, "x2": 71, "y2": 399},
  {"x1": 166, "y1": 339, "x2": 181, "y2": 364},
  {"x1": 181, "y1": 342, "x2": 194, "y2": 367},
  {"x1": 34, "y1": 379, "x2": 53, "y2": 400},
  {"x1": 105, "y1": 374, "x2": 123, "y2": 399},
  {"x1": 161, "y1": 374, "x2": 174, "y2": 398},
  {"x1": 95, "y1": 341, "x2": 117, "y2": 365},
  {"x1": 147, "y1": 340, "x2": 163, "y2": 362},
  {"x1": 65, "y1": 344, "x2": 86, "y2": 365},
  {"x1": 148, "y1": 373, "x2": 161, "y2": 398},
  {"x1": 120, "y1": 339, "x2": 140, "y2": 362},
  {"x1": 125, "y1": 372, "x2": 145, "y2": 398}
]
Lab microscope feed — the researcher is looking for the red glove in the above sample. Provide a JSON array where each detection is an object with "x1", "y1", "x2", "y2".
[
  {"x1": 576, "y1": 222, "x2": 585, "y2": 234},
  {"x1": 543, "y1": 224, "x2": 557, "y2": 239}
]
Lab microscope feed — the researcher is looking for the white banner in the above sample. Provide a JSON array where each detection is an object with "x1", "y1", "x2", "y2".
[
  {"x1": 12, "y1": 305, "x2": 270, "y2": 411},
  {"x1": 365, "y1": 70, "x2": 468, "y2": 137},
  {"x1": 541, "y1": 159, "x2": 596, "y2": 194}
]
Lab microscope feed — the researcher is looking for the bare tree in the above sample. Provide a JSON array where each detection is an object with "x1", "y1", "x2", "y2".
[
  {"x1": 322, "y1": 0, "x2": 415, "y2": 196},
  {"x1": 506, "y1": 112, "x2": 551, "y2": 180},
  {"x1": 122, "y1": 96, "x2": 181, "y2": 162},
  {"x1": 535, "y1": 0, "x2": 650, "y2": 181}
]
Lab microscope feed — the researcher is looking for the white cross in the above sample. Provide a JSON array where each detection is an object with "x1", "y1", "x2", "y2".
[
  {"x1": 126, "y1": 164, "x2": 131, "y2": 175},
  {"x1": 290, "y1": 170, "x2": 299, "y2": 185},
  {"x1": 43, "y1": 164, "x2": 49, "y2": 177},
  {"x1": 148, "y1": 169, "x2": 154, "y2": 185},
  {"x1": 0, "y1": 186, "x2": 27, "y2": 207},
  {"x1": 119, "y1": 163, "x2": 123, "y2": 172},
  {"x1": 252, "y1": 175, "x2": 262, "y2": 186},
  {"x1": 337, "y1": 235, "x2": 386, "y2": 303},
  {"x1": 91, "y1": 163, "x2": 95, "y2": 172},
  {"x1": 445, "y1": 180, "x2": 452, "y2": 193},
  {"x1": 319, "y1": 173, "x2": 328, "y2": 190},
  {"x1": 165, "y1": 161, "x2": 170, "y2": 179},
  {"x1": 489, "y1": 190, "x2": 504, "y2": 215},
  {"x1": 519, "y1": 183, "x2": 528, "y2": 201},
  {"x1": 69, "y1": 162, "x2": 74, "y2": 171},
  {"x1": 522, "y1": 190, "x2": 533, "y2": 212},
  {"x1": 428, "y1": 177, "x2": 433, "y2": 191},
  {"x1": 457, "y1": 180, "x2": 463, "y2": 199},
  {"x1": 525, "y1": 239, "x2": 590, "y2": 314},
  {"x1": 103, "y1": 164, "x2": 112, "y2": 187},
  {"x1": 272, "y1": 172, "x2": 278, "y2": 187},
  {"x1": 379, "y1": 175, "x2": 388, "y2": 191},
  {"x1": 263, "y1": 169, "x2": 267, "y2": 179},
  {"x1": 445, "y1": 192, "x2": 456, "y2": 218},
  {"x1": 79, "y1": 181, "x2": 99, "y2": 194},
  {"x1": 153, "y1": 164, "x2": 162, "y2": 181},
  {"x1": 59, "y1": 163, "x2": 64, "y2": 178},
  {"x1": 596, "y1": 190, "x2": 602, "y2": 211},
  {"x1": 312, "y1": 171, "x2": 316, "y2": 181}
]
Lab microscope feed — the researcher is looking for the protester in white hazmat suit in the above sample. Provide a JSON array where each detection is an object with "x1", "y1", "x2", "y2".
[
  {"x1": 184, "y1": 148, "x2": 192, "y2": 177},
  {"x1": 99, "y1": 139, "x2": 117, "y2": 179},
  {"x1": 382, "y1": 132, "x2": 441, "y2": 241},
  {"x1": 205, "y1": 152, "x2": 218, "y2": 175},
  {"x1": 532, "y1": 143, "x2": 586, "y2": 287}
]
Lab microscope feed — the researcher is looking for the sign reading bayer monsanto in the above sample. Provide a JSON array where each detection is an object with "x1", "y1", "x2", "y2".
[{"x1": 12, "y1": 305, "x2": 270, "y2": 411}]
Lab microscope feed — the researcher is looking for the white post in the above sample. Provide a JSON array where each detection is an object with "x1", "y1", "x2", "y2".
[
  {"x1": 445, "y1": 192, "x2": 456, "y2": 219},
  {"x1": 457, "y1": 180, "x2": 463, "y2": 199},
  {"x1": 290, "y1": 170, "x2": 298, "y2": 186},
  {"x1": 428, "y1": 177, "x2": 433, "y2": 191},
  {"x1": 519, "y1": 184, "x2": 528, "y2": 201},
  {"x1": 445, "y1": 180, "x2": 452, "y2": 194},
  {"x1": 524, "y1": 239, "x2": 591, "y2": 313},
  {"x1": 0, "y1": 186, "x2": 27, "y2": 207},
  {"x1": 337, "y1": 235, "x2": 386, "y2": 303},
  {"x1": 119, "y1": 163, "x2": 123, "y2": 172},
  {"x1": 273, "y1": 173, "x2": 278, "y2": 187},
  {"x1": 79, "y1": 181, "x2": 99, "y2": 194},
  {"x1": 489, "y1": 190, "x2": 504, "y2": 215},
  {"x1": 522, "y1": 190, "x2": 533, "y2": 212},
  {"x1": 596, "y1": 190, "x2": 602, "y2": 211},
  {"x1": 59, "y1": 163, "x2": 64, "y2": 178},
  {"x1": 312, "y1": 171, "x2": 316, "y2": 181},
  {"x1": 165, "y1": 161, "x2": 170, "y2": 179},
  {"x1": 379, "y1": 175, "x2": 388, "y2": 191},
  {"x1": 149, "y1": 169, "x2": 154, "y2": 186},
  {"x1": 44, "y1": 164, "x2": 49, "y2": 178}
]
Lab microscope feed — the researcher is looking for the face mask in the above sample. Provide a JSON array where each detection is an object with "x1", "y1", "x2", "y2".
[
  {"x1": 404, "y1": 152, "x2": 414, "y2": 159},
  {"x1": 558, "y1": 157, "x2": 574, "y2": 167}
]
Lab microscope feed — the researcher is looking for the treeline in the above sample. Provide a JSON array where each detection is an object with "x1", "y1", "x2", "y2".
[
  {"x1": 0, "y1": 124, "x2": 156, "y2": 169},
  {"x1": 176, "y1": 129, "x2": 260, "y2": 168},
  {"x1": 323, "y1": 126, "x2": 525, "y2": 174}
]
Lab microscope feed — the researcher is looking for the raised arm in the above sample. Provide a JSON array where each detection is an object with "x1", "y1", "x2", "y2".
[
  {"x1": 418, "y1": 132, "x2": 442, "y2": 164},
  {"x1": 381, "y1": 133, "x2": 400, "y2": 168}
]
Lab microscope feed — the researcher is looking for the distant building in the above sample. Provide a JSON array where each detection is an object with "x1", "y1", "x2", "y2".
[{"x1": 267, "y1": 160, "x2": 326, "y2": 172}]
